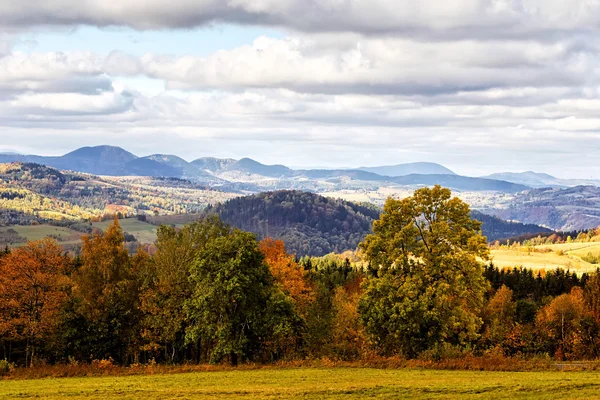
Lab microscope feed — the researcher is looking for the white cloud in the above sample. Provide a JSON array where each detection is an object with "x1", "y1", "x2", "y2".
[
  {"x1": 2, "y1": 1, "x2": 600, "y2": 178},
  {"x1": 2, "y1": 0, "x2": 600, "y2": 38},
  {"x1": 134, "y1": 35, "x2": 600, "y2": 95}
]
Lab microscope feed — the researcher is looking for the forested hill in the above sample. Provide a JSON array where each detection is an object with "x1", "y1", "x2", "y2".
[
  {"x1": 206, "y1": 190, "x2": 552, "y2": 256},
  {"x1": 206, "y1": 190, "x2": 380, "y2": 256},
  {"x1": 471, "y1": 211, "x2": 553, "y2": 242}
]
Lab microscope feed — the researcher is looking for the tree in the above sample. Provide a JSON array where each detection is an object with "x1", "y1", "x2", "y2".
[
  {"x1": 184, "y1": 223, "x2": 297, "y2": 365},
  {"x1": 482, "y1": 285, "x2": 516, "y2": 349},
  {"x1": 72, "y1": 217, "x2": 140, "y2": 363},
  {"x1": 259, "y1": 238, "x2": 314, "y2": 315},
  {"x1": 140, "y1": 217, "x2": 230, "y2": 362},
  {"x1": 0, "y1": 239, "x2": 71, "y2": 366},
  {"x1": 536, "y1": 287, "x2": 594, "y2": 359},
  {"x1": 358, "y1": 185, "x2": 489, "y2": 357}
]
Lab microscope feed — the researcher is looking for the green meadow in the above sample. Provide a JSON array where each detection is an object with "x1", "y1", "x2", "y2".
[{"x1": 2, "y1": 368, "x2": 600, "y2": 399}]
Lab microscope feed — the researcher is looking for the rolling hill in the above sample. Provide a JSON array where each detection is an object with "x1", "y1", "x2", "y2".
[
  {"x1": 484, "y1": 185, "x2": 600, "y2": 231},
  {"x1": 359, "y1": 162, "x2": 455, "y2": 176}
]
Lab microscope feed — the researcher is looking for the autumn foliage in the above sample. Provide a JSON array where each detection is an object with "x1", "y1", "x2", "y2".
[
  {"x1": 3, "y1": 187, "x2": 600, "y2": 370},
  {"x1": 260, "y1": 238, "x2": 314, "y2": 314}
]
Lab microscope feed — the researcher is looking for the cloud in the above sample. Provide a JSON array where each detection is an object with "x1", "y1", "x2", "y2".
[
  {"x1": 3, "y1": 1, "x2": 600, "y2": 178},
  {"x1": 2, "y1": 0, "x2": 600, "y2": 39},
  {"x1": 0, "y1": 51, "x2": 111, "y2": 96},
  {"x1": 134, "y1": 35, "x2": 599, "y2": 95}
]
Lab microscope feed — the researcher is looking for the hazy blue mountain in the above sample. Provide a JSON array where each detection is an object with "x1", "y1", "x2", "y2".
[
  {"x1": 0, "y1": 145, "x2": 532, "y2": 192},
  {"x1": 300, "y1": 169, "x2": 388, "y2": 181},
  {"x1": 389, "y1": 174, "x2": 528, "y2": 193},
  {"x1": 358, "y1": 162, "x2": 455, "y2": 176},
  {"x1": 191, "y1": 157, "x2": 237, "y2": 173},
  {"x1": 0, "y1": 146, "x2": 182, "y2": 177},
  {"x1": 230, "y1": 158, "x2": 294, "y2": 177},
  {"x1": 193, "y1": 157, "x2": 293, "y2": 178},
  {"x1": 482, "y1": 171, "x2": 600, "y2": 188}
]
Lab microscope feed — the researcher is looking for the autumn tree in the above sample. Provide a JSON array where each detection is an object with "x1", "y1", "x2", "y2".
[
  {"x1": 536, "y1": 287, "x2": 596, "y2": 359},
  {"x1": 330, "y1": 277, "x2": 367, "y2": 360},
  {"x1": 482, "y1": 285, "x2": 516, "y2": 349},
  {"x1": 260, "y1": 238, "x2": 314, "y2": 315},
  {"x1": 359, "y1": 185, "x2": 489, "y2": 357},
  {"x1": 0, "y1": 239, "x2": 71, "y2": 366},
  {"x1": 71, "y1": 217, "x2": 140, "y2": 363}
]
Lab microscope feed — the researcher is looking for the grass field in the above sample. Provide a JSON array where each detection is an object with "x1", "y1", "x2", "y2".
[
  {"x1": 0, "y1": 225, "x2": 83, "y2": 246},
  {"x1": 93, "y1": 219, "x2": 158, "y2": 244},
  {"x1": 2, "y1": 368, "x2": 600, "y2": 399},
  {"x1": 491, "y1": 242, "x2": 600, "y2": 274}
]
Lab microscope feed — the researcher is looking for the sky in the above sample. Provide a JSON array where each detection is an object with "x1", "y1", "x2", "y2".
[{"x1": 1, "y1": 1, "x2": 600, "y2": 178}]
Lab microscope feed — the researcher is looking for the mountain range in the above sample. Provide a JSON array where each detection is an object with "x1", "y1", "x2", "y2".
[
  {"x1": 0, "y1": 145, "x2": 530, "y2": 193},
  {"x1": 481, "y1": 171, "x2": 600, "y2": 188}
]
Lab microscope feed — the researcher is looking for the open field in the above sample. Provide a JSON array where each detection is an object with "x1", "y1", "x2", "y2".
[
  {"x1": 2, "y1": 368, "x2": 600, "y2": 399},
  {"x1": 0, "y1": 225, "x2": 84, "y2": 247},
  {"x1": 491, "y1": 242, "x2": 600, "y2": 274},
  {"x1": 93, "y1": 219, "x2": 158, "y2": 244}
]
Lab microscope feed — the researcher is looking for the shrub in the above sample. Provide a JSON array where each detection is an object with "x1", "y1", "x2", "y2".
[
  {"x1": 0, "y1": 359, "x2": 13, "y2": 376},
  {"x1": 582, "y1": 252, "x2": 600, "y2": 264}
]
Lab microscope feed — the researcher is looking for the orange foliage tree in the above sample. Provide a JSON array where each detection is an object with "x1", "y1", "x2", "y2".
[
  {"x1": 259, "y1": 238, "x2": 314, "y2": 314},
  {"x1": 0, "y1": 239, "x2": 71, "y2": 366},
  {"x1": 536, "y1": 287, "x2": 595, "y2": 359}
]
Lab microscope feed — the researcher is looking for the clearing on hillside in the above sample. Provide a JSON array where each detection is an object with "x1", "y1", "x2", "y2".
[
  {"x1": 491, "y1": 242, "x2": 600, "y2": 274},
  {"x1": 92, "y1": 218, "x2": 158, "y2": 244}
]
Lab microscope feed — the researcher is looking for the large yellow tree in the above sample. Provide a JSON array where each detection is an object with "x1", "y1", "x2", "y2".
[{"x1": 359, "y1": 185, "x2": 489, "y2": 357}]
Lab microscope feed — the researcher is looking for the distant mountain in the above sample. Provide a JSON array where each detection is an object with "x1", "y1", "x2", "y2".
[
  {"x1": 359, "y1": 162, "x2": 455, "y2": 176},
  {"x1": 484, "y1": 185, "x2": 600, "y2": 231},
  {"x1": 192, "y1": 157, "x2": 237, "y2": 173},
  {"x1": 482, "y1": 171, "x2": 600, "y2": 188},
  {"x1": 390, "y1": 174, "x2": 529, "y2": 193},
  {"x1": 0, "y1": 146, "x2": 175, "y2": 177},
  {"x1": 471, "y1": 210, "x2": 553, "y2": 242},
  {"x1": 144, "y1": 154, "x2": 219, "y2": 181},
  {"x1": 0, "y1": 145, "x2": 531, "y2": 193}
]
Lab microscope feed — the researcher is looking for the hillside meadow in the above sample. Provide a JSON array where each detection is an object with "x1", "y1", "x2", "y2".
[
  {"x1": 491, "y1": 242, "x2": 600, "y2": 274},
  {"x1": 3, "y1": 367, "x2": 600, "y2": 399}
]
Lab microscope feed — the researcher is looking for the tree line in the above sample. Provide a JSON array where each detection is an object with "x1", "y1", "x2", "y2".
[{"x1": 2, "y1": 185, "x2": 600, "y2": 368}]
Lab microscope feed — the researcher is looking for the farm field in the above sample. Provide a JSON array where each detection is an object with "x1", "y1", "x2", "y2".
[
  {"x1": 490, "y1": 242, "x2": 600, "y2": 274},
  {"x1": 2, "y1": 368, "x2": 600, "y2": 399},
  {"x1": 92, "y1": 219, "x2": 158, "y2": 244},
  {"x1": 0, "y1": 225, "x2": 83, "y2": 247}
]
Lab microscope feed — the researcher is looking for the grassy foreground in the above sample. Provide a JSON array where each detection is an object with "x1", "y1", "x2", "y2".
[{"x1": 2, "y1": 368, "x2": 600, "y2": 399}]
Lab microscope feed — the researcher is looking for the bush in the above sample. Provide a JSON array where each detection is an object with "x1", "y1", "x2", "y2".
[
  {"x1": 582, "y1": 252, "x2": 600, "y2": 264},
  {"x1": 0, "y1": 359, "x2": 13, "y2": 376}
]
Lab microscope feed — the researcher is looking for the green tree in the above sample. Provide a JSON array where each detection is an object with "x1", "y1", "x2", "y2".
[
  {"x1": 358, "y1": 185, "x2": 489, "y2": 357},
  {"x1": 184, "y1": 222, "x2": 298, "y2": 365},
  {"x1": 140, "y1": 217, "x2": 230, "y2": 362}
]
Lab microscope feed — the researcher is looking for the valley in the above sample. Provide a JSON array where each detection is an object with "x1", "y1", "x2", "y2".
[{"x1": 2, "y1": 145, "x2": 600, "y2": 259}]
